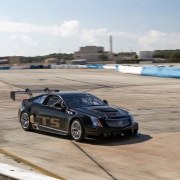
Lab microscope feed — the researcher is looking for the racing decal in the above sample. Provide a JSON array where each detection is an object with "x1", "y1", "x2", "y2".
[
  {"x1": 32, "y1": 116, "x2": 60, "y2": 128},
  {"x1": 30, "y1": 115, "x2": 39, "y2": 124},
  {"x1": 41, "y1": 117, "x2": 47, "y2": 126},
  {"x1": 50, "y1": 118, "x2": 60, "y2": 128}
]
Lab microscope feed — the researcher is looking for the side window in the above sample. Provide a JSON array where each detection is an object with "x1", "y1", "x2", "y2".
[
  {"x1": 33, "y1": 95, "x2": 48, "y2": 104},
  {"x1": 46, "y1": 96, "x2": 60, "y2": 106}
]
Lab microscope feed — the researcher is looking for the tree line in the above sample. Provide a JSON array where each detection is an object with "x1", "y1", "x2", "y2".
[
  {"x1": 20, "y1": 53, "x2": 74, "y2": 63},
  {"x1": 19, "y1": 49, "x2": 180, "y2": 63},
  {"x1": 153, "y1": 49, "x2": 180, "y2": 60}
]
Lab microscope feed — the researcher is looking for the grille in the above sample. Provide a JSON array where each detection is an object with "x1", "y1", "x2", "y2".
[
  {"x1": 104, "y1": 112, "x2": 121, "y2": 118},
  {"x1": 106, "y1": 118, "x2": 130, "y2": 127}
]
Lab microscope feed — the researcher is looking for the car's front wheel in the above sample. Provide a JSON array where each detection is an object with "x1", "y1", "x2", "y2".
[
  {"x1": 20, "y1": 111, "x2": 31, "y2": 131},
  {"x1": 70, "y1": 119, "x2": 84, "y2": 142}
]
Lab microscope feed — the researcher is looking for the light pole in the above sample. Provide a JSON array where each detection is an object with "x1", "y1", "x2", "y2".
[{"x1": 110, "y1": 36, "x2": 113, "y2": 61}]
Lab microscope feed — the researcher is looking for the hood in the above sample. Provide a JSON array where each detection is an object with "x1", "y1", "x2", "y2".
[{"x1": 73, "y1": 106, "x2": 129, "y2": 119}]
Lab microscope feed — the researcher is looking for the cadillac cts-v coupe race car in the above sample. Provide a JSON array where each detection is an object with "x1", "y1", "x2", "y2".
[{"x1": 11, "y1": 88, "x2": 139, "y2": 142}]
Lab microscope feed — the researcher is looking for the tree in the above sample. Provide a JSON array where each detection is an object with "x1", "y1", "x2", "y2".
[
  {"x1": 153, "y1": 53, "x2": 165, "y2": 58},
  {"x1": 169, "y1": 52, "x2": 180, "y2": 60},
  {"x1": 98, "y1": 54, "x2": 108, "y2": 61}
]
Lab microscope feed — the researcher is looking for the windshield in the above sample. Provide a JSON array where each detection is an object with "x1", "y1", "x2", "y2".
[{"x1": 64, "y1": 95, "x2": 106, "y2": 108}]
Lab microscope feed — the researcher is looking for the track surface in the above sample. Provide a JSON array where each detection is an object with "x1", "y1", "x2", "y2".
[{"x1": 0, "y1": 69, "x2": 180, "y2": 180}]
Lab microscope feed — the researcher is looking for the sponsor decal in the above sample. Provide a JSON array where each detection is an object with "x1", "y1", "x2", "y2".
[{"x1": 30, "y1": 115, "x2": 60, "y2": 128}]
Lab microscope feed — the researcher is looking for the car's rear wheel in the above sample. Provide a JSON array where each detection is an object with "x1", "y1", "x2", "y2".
[
  {"x1": 20, "y1": 111, "x2": 31, "y2": 131},
  {"x1": 71, "y1": 119, "x2": 84, "y2": 142}
]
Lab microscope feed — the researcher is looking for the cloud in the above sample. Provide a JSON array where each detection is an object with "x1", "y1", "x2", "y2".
[
  {"x1": 0, "y1": 14, "x2": 10, "y2": 21},
  {"x1": 80, "y1": 28, "x2": 137, "y2": 44},
  {"x1": 135, "y1": 16, "x2": 142, "y2": 19},
  {"x1": 21, "y1": 35, "x2": 37, "y2": 45},
  {"x1": 138, "y1": 30, "x2": 180, "y2": 50},
  {"x1": 0, "y1": 19, "x2": 80, "y2": 37},
  {"x1": 52, "y1": 20, "x2": 80, "y2": 37},
  {"x1": 1, "y1": 16, "x2": 137, "y2": 45},
  {"x1": 9, "y1": 35, "x2": 17, "y2": 40}
]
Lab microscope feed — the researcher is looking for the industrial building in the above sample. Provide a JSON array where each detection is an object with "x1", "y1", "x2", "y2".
[
  {"x1": 137, "y1": 51, "x2": 155, "y2": 59},
  {"x1": 0, "y1": 56, "x2": 20, "y2": 65},
  {"x1": 74, "y1": 46, "x2": 109, "y2": 62}
]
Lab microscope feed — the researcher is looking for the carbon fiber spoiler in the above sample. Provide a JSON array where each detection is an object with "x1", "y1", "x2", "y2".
[{"x1": 10, "y1": 87, "x2": 59, "y2": 101}]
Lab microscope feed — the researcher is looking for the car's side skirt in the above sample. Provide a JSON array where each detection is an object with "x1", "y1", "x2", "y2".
[{"x1": 31, "y1": 123, "x2": 68, "y2": 136}]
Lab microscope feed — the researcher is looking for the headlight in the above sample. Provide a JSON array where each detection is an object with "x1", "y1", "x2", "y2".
[
  {"x1": 129, "y1": 113, "x2": 136, "y2": 124},
  {"x1": 90, "y1": 116, "x2": 102, "y2": 127}
]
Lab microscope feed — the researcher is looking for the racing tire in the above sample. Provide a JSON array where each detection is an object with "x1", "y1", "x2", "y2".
[
  {"x1": 70, "y1": 119, "x2": 84, "y2": 142},
  {"x1": 20, "y1": 111, "x2": 31, "y2": 131},
  {"x1": 132, "y1": 129, "x2": 139, "y2": 136}
]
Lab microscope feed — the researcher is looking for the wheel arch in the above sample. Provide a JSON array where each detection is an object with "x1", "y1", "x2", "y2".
[
  {"x1": 69, "y1": 116, "x2": 84, "y2": 133},
  {"x1": 19, "y1": 109, "x2": 30, "y2": 122}
]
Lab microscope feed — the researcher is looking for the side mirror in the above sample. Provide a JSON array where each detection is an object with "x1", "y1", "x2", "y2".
[
  {"x1": 61, "y1": 101, "x2": 66, "y2": 111},
  {"x1": 61, "y1": 105, "x2": 66, "y2": 112},
  {"x1": 103, "y1": 100, "x2": 108, "y2": 105}
]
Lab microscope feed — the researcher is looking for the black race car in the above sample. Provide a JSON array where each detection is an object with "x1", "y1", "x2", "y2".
[{"x1": 11, "y1": 88, "x2": 139, "y2": 142}]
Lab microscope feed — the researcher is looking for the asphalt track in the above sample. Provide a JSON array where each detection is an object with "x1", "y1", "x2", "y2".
[{"x1": 0, "y1": 69, "x2": 180, "y2": 180}]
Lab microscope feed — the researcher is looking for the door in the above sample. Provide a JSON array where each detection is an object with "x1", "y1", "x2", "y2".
[{"x1": 38, "y1": 95, "x2": 68, "y2": 132}]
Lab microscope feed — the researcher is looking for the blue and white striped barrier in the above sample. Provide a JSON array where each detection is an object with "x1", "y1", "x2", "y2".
[
  {"x1": 0, "y1": 64, "x2": 115, "y2": 70},
  {"x1": 30, "y1": 65, "x2": 43, "y2": 69},
  {"x1": 10, "y1": 66, "x2": 30, "y2": 69},
  {"x1": 141, "y1": 66, "x2": 180, "y2": 78},
  {"x1": 103, "y1": 64, "x2": 117, "y2": 70},
  {"x1": 1, "y1": 63, "x2": 180, "y2": 78},
  {"x1": 1, "y1": 64, "x2": 49, "y2": 70},
  {"x1": 87, "y1": 64, "x2": 104, "y2": 69},
  {"x1": 116, "y1": 65, "x2": 180, "y2": 78},
  {"x1": 0, "y1": 66, "x2": 10, "y2": 70},
  {"x1": 116, "y1": 65, "x2": 142, "y2": 74},
  {"x1": 50, "y1": 64, "x2": 87, "y2": 69}
]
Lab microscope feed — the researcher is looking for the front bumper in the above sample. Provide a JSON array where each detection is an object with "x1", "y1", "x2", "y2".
[{"x1": 84, "y1": 122, "x2": 139, "y2": 137}]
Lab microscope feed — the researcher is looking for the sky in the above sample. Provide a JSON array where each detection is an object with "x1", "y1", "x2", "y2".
[{"x1": 0, "y1": 0, "x2": 180, "y2": 56}]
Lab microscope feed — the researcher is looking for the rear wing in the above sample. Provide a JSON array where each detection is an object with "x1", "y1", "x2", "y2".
[{"x1": 10, "y1": 87, "x2": 59, "y2": 101}]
